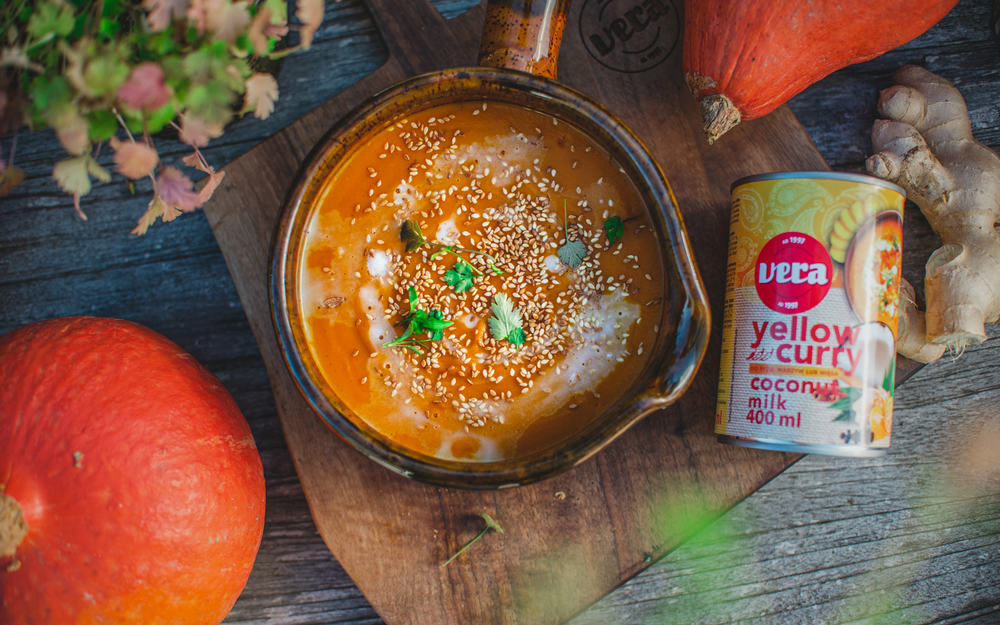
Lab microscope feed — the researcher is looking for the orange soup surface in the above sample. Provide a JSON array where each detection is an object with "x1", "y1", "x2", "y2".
[{"x1": 299, "y1": 100, "x2": 665, "y2": 461}]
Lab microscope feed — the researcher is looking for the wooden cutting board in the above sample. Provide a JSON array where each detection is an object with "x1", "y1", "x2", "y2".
[{"x1": 203, "y1": 1, "x2": 854, "y2": 623}]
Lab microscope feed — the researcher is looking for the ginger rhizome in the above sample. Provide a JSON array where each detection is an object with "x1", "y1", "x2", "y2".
[{"x1": 867, "y1": 65, "x2": 1000, "y2": 362}]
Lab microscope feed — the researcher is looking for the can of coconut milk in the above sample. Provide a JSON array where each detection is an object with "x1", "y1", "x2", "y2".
[{"x1": 715, "y1": 172, "x2": 905, "y2": 456}]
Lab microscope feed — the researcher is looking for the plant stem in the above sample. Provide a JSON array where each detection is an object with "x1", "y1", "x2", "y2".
[{"x1": 441, "y1": 526, "x2": 489, "y2": 567}]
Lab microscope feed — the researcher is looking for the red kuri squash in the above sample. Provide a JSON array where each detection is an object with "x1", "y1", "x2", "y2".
[
  {"x1": 0, "y1": 317, "x2": 266, "y2": 625},
  {"x1": 683, "y1": 0, "x2": 959, "y2": 143}
]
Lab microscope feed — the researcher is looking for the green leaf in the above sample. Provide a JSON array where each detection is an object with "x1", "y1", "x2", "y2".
[
  {"x1": 83, "y1": 51, "x2": 130, "y2": 98},
  {"x1": 444, "y1": 261, "x2": 476, "y2": 293},
  {"x1": 27, "y1": 2, "x2": 75, "y2": 39},
  {"x1": 184, "y1": 82, "x2": 236, "y2": 125},
  {"x1": 488, "y1": 293, "x2": 524, "y2": 346},
  {"x1": 145, "y1": 102, "x2": 177, "y2": 135},
  {"x1": 27, "y1": 75, "x2": 71, "y2": 124},
  {"x1": 88, "y1": 110, "x2": 118, "y2": 142},
  {"x1": 832, "y1": 409, "x2": 854, "y2": 422},
  {"x1": 506, "y1": 327, "x2": 526, "y2": 349},
  {"x1": 557, "y1": 239, "x2": 587, "y2": 268},
  {"x1": 604, "y1": 216, "x2": 625, "y2": 245}
]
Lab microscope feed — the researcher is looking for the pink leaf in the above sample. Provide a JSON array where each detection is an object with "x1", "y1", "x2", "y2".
[
  {"x1": 243, "y1": 73, "x2": 279, "y2": 120},
  {"x1": 118, "y1": 63, "x2": 173, "y2": 111},
  {"x1": 143, "y1": 0, "x2": 189, "y2": 31},
  {"x1": 178, "y1": 114, "x2": 224, "y2": 147},
  {"x1": 110, "y1": 137, "x2": 160, "y2": 180},
  {"x1": 295, "y1": 0, "x2": 324, "y2": 49},
  {"x1": 155, "y1": 166, "x2": 202, "y2": 214}
]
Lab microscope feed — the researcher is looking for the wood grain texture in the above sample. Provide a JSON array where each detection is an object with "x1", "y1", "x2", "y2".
[{"x1": 0, "y1": 1, "x2": 997, "y2": 624}]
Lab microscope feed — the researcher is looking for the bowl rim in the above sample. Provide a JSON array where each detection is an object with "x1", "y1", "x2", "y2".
[{"x1": 270, "y1": 67, "x2": 711, "y2": 489}]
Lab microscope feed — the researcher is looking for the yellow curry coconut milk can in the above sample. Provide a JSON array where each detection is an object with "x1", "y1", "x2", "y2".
[{"x1": 716, "y1": 172, "x2": 905, "y2": 456}]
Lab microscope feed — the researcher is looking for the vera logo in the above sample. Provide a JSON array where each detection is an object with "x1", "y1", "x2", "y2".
[
  {"x1": 755, "y1": 232, "x2": 833, "y2": 314},
  {"x1": 579, "y1": 0, "x2": 680, "y2": 73}
]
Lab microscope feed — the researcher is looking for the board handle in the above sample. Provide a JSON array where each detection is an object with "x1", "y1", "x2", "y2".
[{"x1": 478, "y1": 0, "x2": 570, "y2": 79}]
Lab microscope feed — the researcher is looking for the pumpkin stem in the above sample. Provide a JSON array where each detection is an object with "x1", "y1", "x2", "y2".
[
  {"x1": 700, "y1": 93, "x2": 741, "y2": 144},
  {"x1": 1, "y1": 493, "x2": 28, "y2": 569}
]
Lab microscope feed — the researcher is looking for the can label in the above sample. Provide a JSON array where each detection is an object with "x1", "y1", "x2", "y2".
[{"x1": 715, "y1": 174, "x2": 905, "y2": 455}]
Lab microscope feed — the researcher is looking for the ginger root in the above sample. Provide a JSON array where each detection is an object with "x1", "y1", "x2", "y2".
[{"x1": 866, "y1": 64, "x2": 1000, "y2": 363}]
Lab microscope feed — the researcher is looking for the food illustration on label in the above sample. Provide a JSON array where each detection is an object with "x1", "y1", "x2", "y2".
[{"x1": 716, "y1": 174, "x2": 905, "y2": 455}]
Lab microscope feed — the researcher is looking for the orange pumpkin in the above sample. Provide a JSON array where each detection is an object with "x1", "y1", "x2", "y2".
[
  {"x1": 0, "y1": 317, "x2": 265, "y2": 625},
  {"x1": 682, "y1": 0, "x2": 959, "y2": 143}
]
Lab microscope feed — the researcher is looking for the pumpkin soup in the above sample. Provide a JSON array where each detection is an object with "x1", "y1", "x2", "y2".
[{"x1": 298, "y1": 100, "x2": 665, "y2": 461}]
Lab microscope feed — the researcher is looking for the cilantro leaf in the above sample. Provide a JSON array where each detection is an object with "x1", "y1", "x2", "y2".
[
  {"x1": 488, "y1": 293, "x2": 524, "y2": 347},
  {"x1": 384, "y1": 287, "x2": 452, "y2": 352},
  {"x1": 604, "y1": 216, "x2": 625, "y2": 245},
  {"x1": 506, "y1": 327, "x2": 526, "y2": 348},
  {"x1": 558, "y1": 239, "x2": 587, "y2": 268},
  {"x1": 444, "y1": 262, "x2": 476, "y2": 293}
]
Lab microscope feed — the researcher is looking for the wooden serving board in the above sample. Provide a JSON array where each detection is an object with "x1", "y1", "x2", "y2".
[{"x1": 204, "y1": 2, "x2": 849, "y2": 623}]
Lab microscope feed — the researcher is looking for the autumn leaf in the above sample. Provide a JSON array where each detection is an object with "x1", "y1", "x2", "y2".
[
  {"x1": 118, "y1": 63, "x2": 173, "y2": 112},
  {"x1": 178, "y1": 114, "x2": 224, "y2": 147},
  {"x1": 53, "y1": 155, "x2": 95, "y2": 220},
  {"x1": 155, "y1": 166, "x2": 202, "y2": 214},
  {"x1": 51, "y1": 106, "x2": 91, "y2": 156},
  {"x1": 0, "y1": 166, "x2": 25, "y2": 196},
  {"x1": 212, "y1": 1, "x2": 252, "y2": 44},
  {"x1": 143, "y1": 0, "x2": 189, "y2": 31},
  {"x1": 295, "y1": 0, "x2": 324, "y2": 49},
  {"x1": 0, "y1": 145, "x2": 25, "y2": 196},
  {"x1": 243, "y1": 73, "x2": 278, "y2": 120},
  {"x1": 196, "y1": 169, "x2": 226, "y2": 204},
  {"x1": 111, "y1": 137, "x2": 160, "y2": 180},
  {"x1": 132, "y1": 197, "x2": 165, "y2": 235},
  {"x1": 248, "y1": 6, "x2": 288, "y2": 55},
  {"x1": 53, "y1": 155, "x2": 93, "y2": 197}
]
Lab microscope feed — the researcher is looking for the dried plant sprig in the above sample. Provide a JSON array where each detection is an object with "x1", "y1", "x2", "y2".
[{"x1": 441, "y1": 512, "x2": 504, "y2": 567}]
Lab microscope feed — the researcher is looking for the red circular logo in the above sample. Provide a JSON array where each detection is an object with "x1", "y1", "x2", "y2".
[{"x1": 754, "y1": 232, "x2": 833, "y2": 314}]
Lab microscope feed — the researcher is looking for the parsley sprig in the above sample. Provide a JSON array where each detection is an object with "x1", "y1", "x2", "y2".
[
  {"x1": 400, "y1": 220, "x2": 503, "y2": 292},
  {"x1": 384, "y1": 287, "x2": 453, "y2": 354},
  {"x1": 603, "y1": 215, "x2": 638, "y2": 246}
]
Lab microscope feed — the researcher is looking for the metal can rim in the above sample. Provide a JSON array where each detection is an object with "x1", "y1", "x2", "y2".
[{"x1": 731, "y1": 171, "x2": 906, "y2": 197}]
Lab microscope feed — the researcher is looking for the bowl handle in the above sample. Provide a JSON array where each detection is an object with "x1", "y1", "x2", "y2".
[{"x1": 478, "y1": 0, "x2": 570, "y2": 79}]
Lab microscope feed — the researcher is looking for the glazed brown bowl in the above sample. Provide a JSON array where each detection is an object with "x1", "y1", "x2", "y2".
[{"x1": 270, "y1": 0, "x2": 710, "y2": 488}]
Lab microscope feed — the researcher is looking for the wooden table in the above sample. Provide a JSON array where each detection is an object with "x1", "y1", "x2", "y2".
[{"x1": 2, "y1": 1, "x2": 998, "y2": 623}]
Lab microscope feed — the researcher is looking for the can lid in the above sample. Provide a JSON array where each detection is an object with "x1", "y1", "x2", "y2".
[{"x1": 730, "y1": 171, "x2": 906, "y2": 197}]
